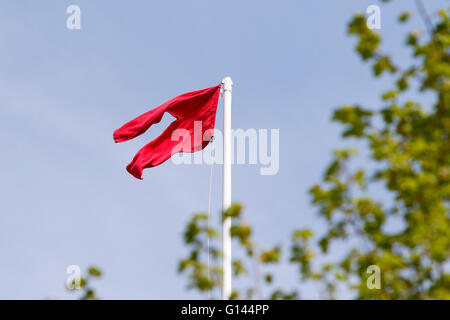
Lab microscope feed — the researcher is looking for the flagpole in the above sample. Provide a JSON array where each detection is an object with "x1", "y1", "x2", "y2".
[{"x1": 221, "y1": 76, "x2": 233, "y2": 300}]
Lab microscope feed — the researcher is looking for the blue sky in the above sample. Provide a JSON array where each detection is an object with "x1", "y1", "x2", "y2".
[{"x1": 0, "y1": 0, "x2": 445, "y2": 299}]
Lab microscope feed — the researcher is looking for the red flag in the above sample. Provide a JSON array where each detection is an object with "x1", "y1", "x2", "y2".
[{"x1": 114, "y1": 84, "x2": 221, "y2": 179}]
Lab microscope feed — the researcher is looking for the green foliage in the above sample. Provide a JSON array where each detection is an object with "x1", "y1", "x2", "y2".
[
  {"x1": 67, "y1": 265, "x2": 103, "y2": 300},
  {"x1": 305, "y1": 0, "x2": 450, "y2": 299},
  {"x1": 179, "y1": 204, "x2": 286, "y2": 299},
  {"x1": 88, "y1": 266, "x2": 102, "y2": 278},
  {"x1": 180, "y1": 0, "x2": 450, "y2": 300},
  {"x1": 348, "y1": 13, "x2": 381, "y2": 60},
  {"x1": 399, "y1": 11, "x2": 411, "y2": 23},
  {"x1": 178, "y1": 213, "x2": 220, "y2": 293},
  {"x1": 260, "y1": 247, "x2": 280, "y2": 264}
]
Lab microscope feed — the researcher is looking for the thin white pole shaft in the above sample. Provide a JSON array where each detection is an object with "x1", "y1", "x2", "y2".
[{"x1": 221, "y1": 76, "x2": 233, "y2": 300}]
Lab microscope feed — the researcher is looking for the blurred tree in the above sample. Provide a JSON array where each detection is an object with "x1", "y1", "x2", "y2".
[{"x1": 179, "y1": 0, "x2": 450, "y2": 299}]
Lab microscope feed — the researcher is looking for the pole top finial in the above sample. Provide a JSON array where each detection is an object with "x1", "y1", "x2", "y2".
[{"x1": 221, "y1": 76, "x2": 233, "y2": 92}]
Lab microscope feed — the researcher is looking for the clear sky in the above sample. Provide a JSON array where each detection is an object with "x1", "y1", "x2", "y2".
[{"x1": 0, "y1": 0, "x2": 445, "y2": 299}]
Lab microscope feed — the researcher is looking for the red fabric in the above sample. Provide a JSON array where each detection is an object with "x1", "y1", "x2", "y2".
[{"x1": 114, "y1": 84, "x2": 221, "y2": 179}]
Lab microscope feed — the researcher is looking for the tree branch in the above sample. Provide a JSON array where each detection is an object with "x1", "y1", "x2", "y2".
[{"x1": 415, "y1": 0, "x2": 433, "y2": 36}]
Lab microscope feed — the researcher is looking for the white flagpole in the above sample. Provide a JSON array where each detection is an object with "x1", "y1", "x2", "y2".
[{"x1": 221, "y1": 76, "x2": 233, "y2": 300}]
